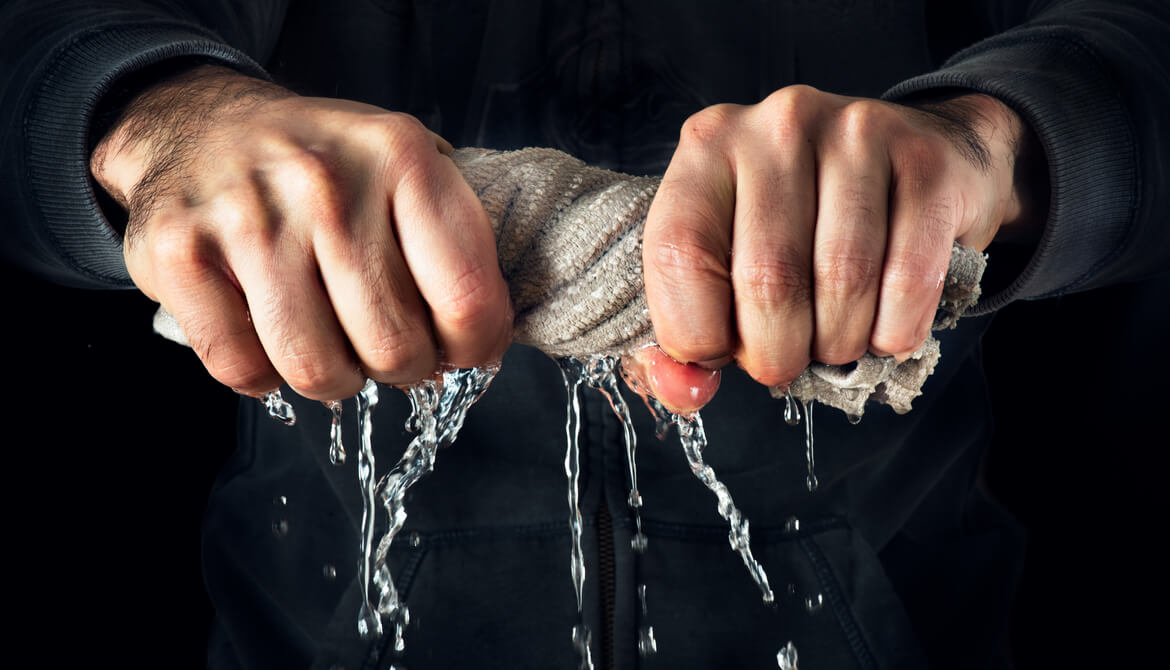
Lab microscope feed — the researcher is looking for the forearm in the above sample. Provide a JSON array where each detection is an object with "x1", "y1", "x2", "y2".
[
  {"x1": 0, "y1": 1, "x2": 285, "y2": 288},
  {"x1": 887, "y1": 0, "x2": 1170, "y2": 310}
]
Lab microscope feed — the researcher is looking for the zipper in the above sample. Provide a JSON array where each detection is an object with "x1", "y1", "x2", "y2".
[{"x1": 598, "y1": 496, "x2": 616, "y2": 670}]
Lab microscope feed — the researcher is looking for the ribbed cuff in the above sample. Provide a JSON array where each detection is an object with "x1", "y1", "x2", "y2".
[
  {"x1": 884, "y1": 26, "x2": 1138, "y2": 314},
  {"x1": 23, "y1": 21, "x2": 269, "y2": 289}
]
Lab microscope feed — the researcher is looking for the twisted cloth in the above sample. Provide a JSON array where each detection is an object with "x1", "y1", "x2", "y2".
[{"x1": 154, "y1": 147, "x2": 986, "y2": 417}]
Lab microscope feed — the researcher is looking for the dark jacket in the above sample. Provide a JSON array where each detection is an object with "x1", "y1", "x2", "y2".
[{"x1": 2, "y1": 1, "x2": 1168, "y2": 668}]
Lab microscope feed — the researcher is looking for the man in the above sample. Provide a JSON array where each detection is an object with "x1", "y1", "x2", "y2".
[{"x1": 3, "y1": 1, "x2": 1167, "y2": 668}]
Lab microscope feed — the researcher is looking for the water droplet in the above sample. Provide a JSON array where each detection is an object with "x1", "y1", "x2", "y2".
[
  {"x1": 328, "y1": 400, "x2": 346, "y2": 465},
  {"x1": 805, "y1": 593, "x2": 824, "y2": 613},
  {"x1": 273, "y1": 495, "x2": 287, "y2": 507},
  {"x1": 801, "y1": 399, "x2": 818, "y2": 492},
  {"x1": 776, "y1": 641, "x2": 799, "y2": 669},
  {"x1": 784, "y1": 516, "x2": 800, "y2": 534},
  {"x1": 846, "y1": 413, "x2": 862, "y2": 425},
  {"x1": 783, "y1": 389, "x2": 801, "y2": 426},
  {"x1": 409, "y1": 531, "x2": 421, "y2": 548},
  {"x1": 272, "y1": 519, "x2": 288, "y2": 537},
  {"x1": 638, "y1": 626, "x2": 658, "y2": 656},
  {"x1": 262, "y1": 389, "x2": 296, "y2": 425},
  {"x1": 787, "y1": 583, "x2": 797, "y2": 596},
  {"x1": 323, "y1": 564, "x2": 337, "y2": 580},
  {"x1": 630, "y1": 532, "x2": 648, "y2": 553},
  {"x1": 571, "y1": 624, "x2": 595, "y2": 670}
]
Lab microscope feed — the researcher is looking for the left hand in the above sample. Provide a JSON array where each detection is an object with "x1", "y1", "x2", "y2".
[{"x1": 634, "y1": 86, "x2": 1042, "y2": 414}]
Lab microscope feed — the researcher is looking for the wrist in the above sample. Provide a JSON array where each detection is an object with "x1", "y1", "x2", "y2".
[
  {"x1": 90, "y1": 64, "x2": 291, "y2": 212},
  {"x1": 909, "y1": 92, "x2": 1047, "y2": 245}
]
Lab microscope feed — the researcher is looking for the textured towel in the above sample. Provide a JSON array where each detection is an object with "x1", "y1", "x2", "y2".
[{"x1": 154, "y1": 147, "x2": 985, "y2": 416}]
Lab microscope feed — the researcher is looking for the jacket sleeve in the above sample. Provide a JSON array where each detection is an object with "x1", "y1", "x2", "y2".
[
  {"x1": 0, "y1": 1, "x2": 287, "y2": 289},
  {"x1": 884, "y1": 0, "x2": 1170, "y2": 313}
]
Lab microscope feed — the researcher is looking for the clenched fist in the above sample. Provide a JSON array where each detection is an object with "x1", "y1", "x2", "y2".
[
  {"x1": 91, "y1": 65, "x2": 512, "y2": 401},
  {"x1": 638, "y1": 85, "x2": 1043, "y2": 414}
]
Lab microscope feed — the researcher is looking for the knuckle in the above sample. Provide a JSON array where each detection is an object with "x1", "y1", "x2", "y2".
[
  {"x1": 733, "y1": 250, "x2": 810, "y2": 310},
  {"x1": 189, "y1": 328, "x2": 271, "y2": 392},
  {"x1": 647, "y1": 229, "x2": 728, "y2": 286},
  {"x1": 836, "y1": 99, "x2": 888, "y2": 143},
  {"x1": 150, "y1": 224, "x2": 214, "y2": 277},
  {"x1": 215, "y1": 187, "x2": 276, "y2": 249},
  {"x1": 361, "y1": 328, "x2": 434, "y2": 379},
  {"x1": 680, "y1": 104, "x2": 737, "y2": 146},
  {"x1": 433, "y1": 261, "x2": 504, "y2": 330},
  {"x1": 885, "y1": 249, "x2": 945, "y2": 297},
  {"x1": 277, "y1": 348, "x2": 348, "y2": 399},
  {"x1": 762, "y1": 85, "x2": 820, "y2": 131},
  {"x1": 894, "y1": 136, "x2": 948, "y2": 187},
  {"x1": 814, "y1": 249, "x2": 881, "y2": 297}
]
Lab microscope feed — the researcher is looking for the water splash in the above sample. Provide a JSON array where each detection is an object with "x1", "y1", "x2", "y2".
[
  {"x1": 557, "y1": 357, "x2": 594, "y2": 670},
  {"x1": 783, "y1": 389, "x2": 801, "y2": 427},
  {"x1": 367, "y1": 365, "x2": 500, "y2": 652},
  {"x1": 327, "y1": 400, "x2": 346, "y2": 465},
  {"x1": 801, "y1": 399, "x2": 818, "y2": 492},
  {"x1": 356, "y1": 379, "x2": 382, "y2": 639},
  {"x1": 637, "y1": 584, "x2": 657, "y2": 657},
  {"x1": 262, "y1": 389, "x2": 296, "y2": 425},
  {"x1": 777, "y1": 641, "x2": 799, "y2": 669}
]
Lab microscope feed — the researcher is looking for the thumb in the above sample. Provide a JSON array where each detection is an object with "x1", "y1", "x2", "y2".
[{"x1": 627, "y1": 346, "x2": 721, "y2": 416}]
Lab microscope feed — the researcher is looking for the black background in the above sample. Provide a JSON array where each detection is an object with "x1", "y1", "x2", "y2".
[{"x1": 3, "y1": 261, "x2": 1166, "y2": 668}]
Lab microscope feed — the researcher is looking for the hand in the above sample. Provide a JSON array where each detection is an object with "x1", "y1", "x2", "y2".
[
  {"x1": 91, "y1": 66, "x2": 512, "y2": 401},
  {"x1": 638, "y1": 85, "x2": 1043, "y2": 414}
]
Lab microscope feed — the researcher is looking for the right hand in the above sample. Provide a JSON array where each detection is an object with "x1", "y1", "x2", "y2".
[{"x1": 91, "y1": 65, "x2": 512, "y2": 401}]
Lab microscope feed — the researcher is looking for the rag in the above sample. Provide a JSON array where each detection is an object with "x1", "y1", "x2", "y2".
[{"x1": 153, "y1": 147, "x2": 985, "y2": 417}]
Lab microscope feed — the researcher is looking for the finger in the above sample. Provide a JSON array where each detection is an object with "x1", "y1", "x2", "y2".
[
  {"x1": 730, "y1": 140, "x2": 816, "y2": 387},
  {"x1": 871, "y1": 142, "x2": 955, "y2": 358},
  {"x1": 389, "y1": 140, "x2": 513, "y2": 368},
  {"x1": 215, "y1": 177, "x2": 366, "y2": 401},
  {"x1": 628, "y1": 346, "x2": 721, "y2": 416},
  {"x1": 643, "y1": 113, "x2": 736, "y2": 366},
  {"x1": 141, "y1": 221, "x2": 282, "y2": 395},
  {"x1": 315, "y1": 176, "x2": 438, "y2": 386},
  {"x1": 811, "y1": 131, "x2": 888, "y2": 365}
]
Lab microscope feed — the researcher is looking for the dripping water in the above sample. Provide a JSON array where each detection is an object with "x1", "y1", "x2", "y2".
[
  {"x1": 262, "y1": 389, "x2": 296, "y2": 425},
  {"x1": 801, "y1": 399, "x2": 818, "y2": 492},
  {"x1": 580, "y1": 356, "x2": 647, "y2": 552},
  {"x1": 367, "y1": 365, "x2": 500, "y2": 653},
  {"x1": 356, "y1": 379, "x2": 382, "y2": 639},
  {"x1": 674, "y1": 412, "x2": 775, "y2": 604},
  {"x1": 804, "y1": 593, "x2": 823, "y2": 614},
  {"x1": 327, "y1": 400, "x2": 346, "y2": 465},
  {"x1": 623, "y1": 383, "x2": 775, "y2": 604},
  {"x1": 637, "y1": 584, "x2": 657, "y2": 657},
  {"x1": 556, "y1": 357, "x2": 595, "y2": 670},
  {"x1": 783, "y1": 389, "x2": 801, "y2": 426},
  {"x1": 777, "y1": 641, "x2": 799, "y2": 669}
]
